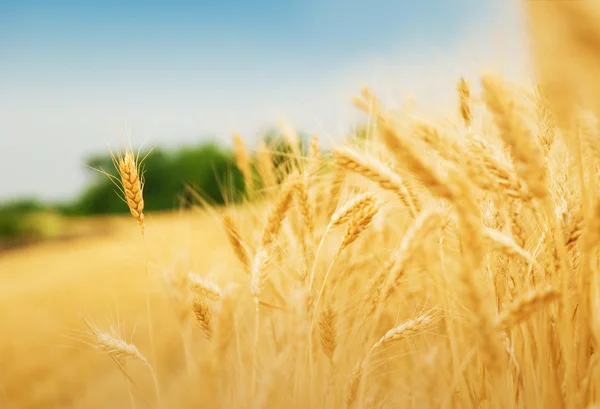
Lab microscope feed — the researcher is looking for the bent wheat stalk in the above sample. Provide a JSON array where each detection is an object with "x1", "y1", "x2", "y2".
[
  {"x1": 84, "y1": 317, "x2": 159, "y2": 409},
  {"x1": 333, "y1": 147, "x2": 417, "y2": 217}
]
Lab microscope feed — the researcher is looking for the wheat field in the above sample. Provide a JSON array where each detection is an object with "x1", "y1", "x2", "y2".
[{"x1": 5, "y1": 1, "x2": 600, "y2": 408}]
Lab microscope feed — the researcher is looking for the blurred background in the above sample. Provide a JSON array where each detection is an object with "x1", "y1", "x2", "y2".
[{"x1": 0, "y1": 0, "x2": 528, "y2": 249}]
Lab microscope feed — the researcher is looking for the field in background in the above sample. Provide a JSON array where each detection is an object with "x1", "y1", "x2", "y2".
[{"x1": 0, "y1": 210, "x2": 237, "y2": 409}]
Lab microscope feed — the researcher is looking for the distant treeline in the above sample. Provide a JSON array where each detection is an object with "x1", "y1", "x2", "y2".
[{"x1": 0, "y1": 129, "x2": 316, "y2": 242}]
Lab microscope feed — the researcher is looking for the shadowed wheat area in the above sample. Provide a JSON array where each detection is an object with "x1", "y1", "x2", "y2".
[{"x1": 6, "y1": 1, "x2": 600, "y2": 408}]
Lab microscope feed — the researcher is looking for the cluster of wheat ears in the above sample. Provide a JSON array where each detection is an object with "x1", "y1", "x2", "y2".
[
  {"x1": 82, "y1": 68, "x2": 600, "y2": 409},
  {"x1": 78, "y1": 3, "x2": 600, "y2": 405}
]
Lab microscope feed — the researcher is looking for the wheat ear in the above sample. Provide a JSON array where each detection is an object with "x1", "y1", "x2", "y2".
[
  {"x1": 496, "y1": 286, "x2": 559, "y2": 330},
  {"x1": 458, "y1": 77, "x2": 472, "y2": 128},
  {"x1": 319, "y1": 304, "x2": 337, "y2": 364},
  {"x1": 114, "y1": 149, "x2": 145, "y2": 234},
  {"x1": 481, "y1": 74, "x2": 548, "y2": 199},
  {"x1": 333, "y1": 147, "x2": 417, "y2": 217},
  {"x1": 338, "y1": 198, "x2": 380, "y2": 254},
  {"x1": 261, "y1": 175, "x2": 295, "y2": 248},
  {"x1": 368, "y1": 314, "x2": 433, "y2": 355},
  {"x1": 193, "y1": 297, "x2": 213, "y2": 340},
  {"x1": 222, "y1": 214, "x2": 251, "y2": 271},
  {"x1": 292, "y1": 176, "x2": 315, "y2": 235},
  {"x1": 84, "y1": 317, "x2": 158, "y2": 408},
  {"x1": 188, "y1": 273, "x2": 222, "y2": 300}
]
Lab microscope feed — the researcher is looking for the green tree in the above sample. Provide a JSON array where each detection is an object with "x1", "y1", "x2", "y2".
[{"x1": 72, "y1": 142, "x2": 244, "y2": 215}]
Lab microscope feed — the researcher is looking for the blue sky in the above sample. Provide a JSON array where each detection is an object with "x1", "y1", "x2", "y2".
[{"x1": 0, "y1": 0, "x2": 527, "y2": 201}]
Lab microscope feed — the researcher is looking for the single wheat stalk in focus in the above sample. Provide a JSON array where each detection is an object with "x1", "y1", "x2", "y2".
[
  {"x1": 94, "y1": 147, "x2": 147, "y2": 235},
  {"x1": 117, "y1": 150, "x2": 145, "y2": 234},
  {"x1": 97, "y1": 144, "x2": 160, "y2": 405}
]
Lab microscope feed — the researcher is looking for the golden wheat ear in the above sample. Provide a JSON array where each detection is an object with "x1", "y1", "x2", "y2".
[
  {"x1": 116, "y1": 149, "x2": 146, "y2": 234},
  {"x1": 86, "y1": 144, "x2": 146, "y2": 235}
]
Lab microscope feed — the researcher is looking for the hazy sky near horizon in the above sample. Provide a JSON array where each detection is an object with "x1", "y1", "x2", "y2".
[{"x1": 0, "y1": 0, "x2": 529, "y2": 201}]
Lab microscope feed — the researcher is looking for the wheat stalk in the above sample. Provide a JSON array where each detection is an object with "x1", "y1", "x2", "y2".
[
  {"x1": 369, "y1": 314, "x2": 433, "y2": 354},
  {"x1": 338, "y1": 198, "x2": 380, "y2": 253},
  {"x1": 334, "y1": 146, "x2": 417, "y2": 217},
  {"x1": 329, "y1": 192, "x2": 377, "y2": 228},
  {"x1": 292, "y1": 175, "x2": 315, "y2": 235},
  {"x1": 319, "y1": 304, "x2": 337, "y2": 363},
  {"x1": 105, "y1": 148, "x2": 145, "y2": 234},
  {"x1": 458, "y1": 77, "x2": 473, "y2": 128},
  {"x1": 496, "y1": 286, "x2": 559, "y2": 330},
  {"x1": 85, "y1": 318, "x2": 149, "y2": 366},
  {"x1": 481, "y1": 74, "x2": 548, "y2": 199},
  {"x1": 222, "y1": 214, "x2": 251, "y2": 271},
  {"x1": 193, "y1": 297, "x2": 213, "y2": 340},
  {"x1": 261, "y1": 175, "x2": 295, "y2": 248},
  {"x1": 188, "y1": 273, "x2": 222, "y2": 300},
  {"x1": 233, "y1": 133, "x2": 254, "y2": 197}
]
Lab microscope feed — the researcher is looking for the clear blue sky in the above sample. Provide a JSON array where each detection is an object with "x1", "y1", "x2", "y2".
[{"x1": 0, "y1": 0, "x2": 526, "y2": 201}]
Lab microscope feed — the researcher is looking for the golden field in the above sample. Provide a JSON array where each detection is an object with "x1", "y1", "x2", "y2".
[
  {"x1": 6, "y1": 2, "x2": 600, "y2": 408},
  {"x1": 0, "y1": 211, "x2": 238, "y2": 408}
]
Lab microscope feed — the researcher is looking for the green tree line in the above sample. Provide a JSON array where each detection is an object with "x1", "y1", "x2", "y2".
[{"x1": 0, "y1": 129, "x2": 309, "y2": 243}]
